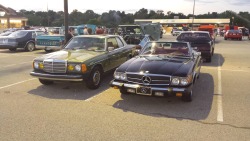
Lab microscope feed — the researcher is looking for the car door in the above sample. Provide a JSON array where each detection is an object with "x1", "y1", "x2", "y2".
[{"x1": 106, "y1": 37, "x2": 122, "y2": 69}]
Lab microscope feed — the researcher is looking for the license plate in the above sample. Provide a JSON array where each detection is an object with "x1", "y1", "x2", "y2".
[
  {"x1": 233, "y1": 34, "x2": 236, "y2": 35},
  {"x1": 137, "y1": 87, "x2": 152, "y2": 95}
]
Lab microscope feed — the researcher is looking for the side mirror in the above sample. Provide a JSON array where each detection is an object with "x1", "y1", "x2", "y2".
[{"x1": 108, "y1": 47, "x2": 115, "y2": 51}]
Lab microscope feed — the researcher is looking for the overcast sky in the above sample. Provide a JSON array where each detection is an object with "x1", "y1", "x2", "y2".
[{"x1": 1, "y1": 0, "x2": 250, "y2": 15}]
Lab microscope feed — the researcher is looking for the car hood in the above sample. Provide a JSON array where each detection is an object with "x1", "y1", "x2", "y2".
[
  {"x1": 35, "y1": 49, "x2": 105, "y2": 62},
  {"x1": 117, "y1": 55, "x2": 192, "y2": 76}
]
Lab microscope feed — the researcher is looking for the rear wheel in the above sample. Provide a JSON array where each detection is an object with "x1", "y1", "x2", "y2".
[
  {"x1": 86, "y1": 66, "x2": 103, "y2": 89},
  {"x1": 39, "y1": 79, "x2": 54, "y2": 85},
  {"x1": 239, "y1": 38, "x2": 242, "y2": 41},
  {"x1": 9, "y1": 48, "x2": 17, "y2": 51},
  {"x1": 182, "y1": 91, "x2": 192, "y2": 102},
  {"x1": 224, "y1": 37, "x2": 227, "y2": 40},
  {"x1": 25, "y1": 42, "x2": 35, "y2": 52}
]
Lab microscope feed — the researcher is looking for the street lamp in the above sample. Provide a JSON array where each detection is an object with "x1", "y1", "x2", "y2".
[{"x1": 191, "y1": 0, "x2": 196, "y2": 30}]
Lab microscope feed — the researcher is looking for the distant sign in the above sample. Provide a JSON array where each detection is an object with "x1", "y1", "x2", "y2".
[{"x1": 174, "y1": 16, "x2": 179, "y2": 19}]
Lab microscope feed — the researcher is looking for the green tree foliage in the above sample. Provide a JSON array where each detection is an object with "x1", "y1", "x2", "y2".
[{"x1": 17, "y1": 8, "x2": 250, "y2": 28}]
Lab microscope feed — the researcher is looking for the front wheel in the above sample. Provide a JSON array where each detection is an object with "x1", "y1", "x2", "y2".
[
  {"x1": 39, "y1": 79, "x2": 54, "y2": 85},
  {"x1": 86, "y1": 67, "x2": 103, "y2": 89},
  {"x1": 182, "y1": 91, "x2": 192, "y2": 102},
  {"x1": 25, "y1": 42, "x2": 35, "y2": 52}
]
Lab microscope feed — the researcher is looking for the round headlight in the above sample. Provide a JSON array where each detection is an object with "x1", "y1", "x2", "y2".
[
  {"x1": 180, "y1": 78, "x2": 189, "y2": 86},
  {"x1": 114, "y1": 72, "x2": 120, "y2": 79},
  {"x1": 120, "y1": 73, "x2": 127, "y2": 80},
  {"x1": 171, "y1": 78, "x2": 180, "y2": 85},
  {"x1": 75, "y1": 65, "x2": 81, "y2": 72},
  {"x1": 34, "y1": 62, "x2": 39, "y2": 69}
]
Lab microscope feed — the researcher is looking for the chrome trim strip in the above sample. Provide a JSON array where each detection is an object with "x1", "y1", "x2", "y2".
[
  {"x1": 111, "y1": 81, "x2": 186, "y2": 92},
  {"x1": 30, "y1": 72, "x2": 83, "y2": 81}
]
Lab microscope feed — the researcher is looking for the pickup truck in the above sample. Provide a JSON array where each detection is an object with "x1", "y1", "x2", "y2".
[{"x1": 35, "y1": 24, "x2": 96, "y2": 52}]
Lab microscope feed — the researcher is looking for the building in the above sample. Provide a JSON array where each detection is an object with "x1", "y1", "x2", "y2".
[
  {"x1": 0, "y1": 4, "x2": 28, "y2": 29},
  {"x1": 135, "y1": 18, "x2": 230, "y2": 33}
]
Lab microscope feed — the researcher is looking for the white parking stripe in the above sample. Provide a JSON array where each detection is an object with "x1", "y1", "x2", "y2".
[
  {"x1": 217, "y1": 56, "x2": 223, "y2": 122},
  {"x1": 85, "y1": 89, "x2": 110, "y2": 101},
  {"x1": 202, "y1": 67, "x2": 250, "y2": 73},
  {"x1": 1, "y1": 61, "x2": 32, "y2": 69},
  {"x1": 0, "y1": 78, "x2": 36, "y2": 90}
]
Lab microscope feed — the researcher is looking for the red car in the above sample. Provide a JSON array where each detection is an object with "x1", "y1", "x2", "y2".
[{"x1": 224, "y1": 30, "x2": 242, "y2": 40}]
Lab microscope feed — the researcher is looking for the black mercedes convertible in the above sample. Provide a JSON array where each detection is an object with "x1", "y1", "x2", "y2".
[{"x1": 110, "y1": 41, "x2": 202, "y2": 102}]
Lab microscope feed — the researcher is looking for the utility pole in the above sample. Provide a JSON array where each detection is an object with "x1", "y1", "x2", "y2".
[
  {"x1": 191, "y1": 0, "x2": 196, "y2": 30},
  {"x1": 64, "y1": 0, "x2": 69, "y2": 43},
  {"x1": 47, "y1": 2, "x2": 49, "y2": 26}
]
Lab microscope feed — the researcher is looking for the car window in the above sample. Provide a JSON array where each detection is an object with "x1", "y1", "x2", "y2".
[
  {"x1": 116, "y1": 37, "x2": 124, "y2": 48},
  {"x1": 65, "y1": 37, "x2": 105, "y2": 51},
  {"x1": 8, "y1": 30, "x2": 28, "y2": 37},
  {"x1": 107, "y1": 37, "x2": 118, "y2": 49},
  {"x1": 142, "y1": 42, "x2": 189, "y2": 55},
  {"x1": 177, "y1": 33, "x2": 210, "y2": 42}
]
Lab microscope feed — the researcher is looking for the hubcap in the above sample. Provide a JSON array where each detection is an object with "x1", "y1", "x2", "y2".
[
  {"x1": 93, "y1": 71, "x2": 100, "y2": 85},
  {"x1": 28, "y1": 43, "x2": 34, "y2": 51}
]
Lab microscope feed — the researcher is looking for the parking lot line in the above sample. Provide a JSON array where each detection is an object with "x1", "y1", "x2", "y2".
[
  {"x1": 217, "y1": 56, "x2": 223, "y2": 122},
  {"x1": 1, "y1": 61, "x2": 32, "y2": 69},
  {"x1": 0, "y1": 78, "x2": 36, "y2": 90}
]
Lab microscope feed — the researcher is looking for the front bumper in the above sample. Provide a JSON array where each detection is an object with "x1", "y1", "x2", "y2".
[
  {"x1": 30, "y1": 71, "x2": 85, "y2": 81},
  {"x1": 110, "y1": 80, "x2": 192, "y2": 97},
  {"x1": 36, "y1": 45, "x2": 63, "y2": 51}
]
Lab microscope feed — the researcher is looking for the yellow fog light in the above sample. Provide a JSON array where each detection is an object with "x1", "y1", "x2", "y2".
[
  {"x1": 176, "y1": 93, "x2": 182, "y2": 97},
  {"x1": 81, "y1": 64, "x2": 87, "y2": 73},
  {"x1": 39, "y1": 63, "x2": 44, "y2": 69},
  {"x1": 68, "y1": 65, "x2": 74, "y2": 71}
]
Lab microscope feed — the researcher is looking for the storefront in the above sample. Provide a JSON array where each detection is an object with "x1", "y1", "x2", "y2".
[{"x1": 135, "y1": 19, "x2": 230, "y2": 33}]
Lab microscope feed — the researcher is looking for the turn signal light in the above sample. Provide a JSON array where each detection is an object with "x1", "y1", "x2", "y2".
[
  {"x1": 176, "y1": 93, "x2": 183, "y2": 97},
  {"x1": 81, "y1": 64, "x2": 87, "y2": 73}
]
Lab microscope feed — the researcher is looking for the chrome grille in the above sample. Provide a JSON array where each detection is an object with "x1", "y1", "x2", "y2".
[
  {"x1": 126, "y1": 73, "x2": 171, "y2": 85},
  {"x1": 43, "y1": 59, "x2": 66, "y2": 73}
]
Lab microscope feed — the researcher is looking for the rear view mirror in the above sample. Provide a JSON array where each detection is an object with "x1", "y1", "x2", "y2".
[{"x1": 108, "y1": 47, "x2": 115, "y2": 51}]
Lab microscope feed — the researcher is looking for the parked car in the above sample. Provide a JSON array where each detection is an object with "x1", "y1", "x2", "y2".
[
  {"x1": 30, "y1": 35, "x2": 138, "y2": 89},
  {"x1": 172, "y1": 29, "x2": 183, "y2": 36},
  {"x1": 118, "y1": 23, "x2": 161, "y2": 44},
  {"x1": 110, "y1": 41, "x2": 202, "y2": 102},
  {"x1": 176, "y1": 31, "x2": 214, "y2": 62},
  {"x1": 224, "y1": 30, "x2": 242, "y2": 40},
  {"x1": 0, "y1": 30, "x2": 46, "y2": 51},
  {"x1": 35, "y1": 24, "x2": 96, "y2": 52}
]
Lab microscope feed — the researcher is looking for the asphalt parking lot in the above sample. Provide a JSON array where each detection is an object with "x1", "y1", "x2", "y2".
[{"x1": 0, "y1": 35, "x2": 250, "y2": 140}]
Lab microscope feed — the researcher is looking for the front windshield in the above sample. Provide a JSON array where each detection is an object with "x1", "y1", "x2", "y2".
[
  {"x1": 141, "y1": 42, "x2": 189, "y2": 56},
  {"x1": 65, "y1": 37, "x2": 106, "y2": 51},
  {"x1": 8, "y1": 30, "x2": 28, "y2": 37}
]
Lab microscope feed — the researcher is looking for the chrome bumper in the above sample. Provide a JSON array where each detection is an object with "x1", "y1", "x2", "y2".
[
  {"x1": 36, "y1": 45, "x2": 62, "y2": 50},
  {"x1": 111, "y1": 81, "x2": 187, "y2": 92},
  {"x1": 30, "y1": 71, "x2": 83, "y2": 81}
]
